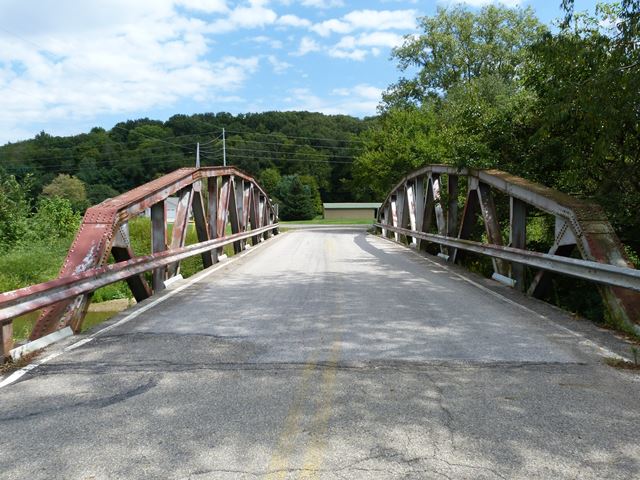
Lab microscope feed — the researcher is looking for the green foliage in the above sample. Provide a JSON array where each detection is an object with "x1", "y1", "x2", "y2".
[
  {"x1": 0, "y1": 172, "x2": 32, "y2": 253},
  {"x1": 258, "y1": 168, "x2": 282, "y2": 196},
  {"x1": 28, "y1": 197, "x2": 81, "y2": 241},
  {"x1": 42, "y1": 174, "x2": 90, "y2": 212},
  {"x1": 276, "y1": 175, "x2": 318, "y2": 221},
  {"x1": 384, "y1": 4, "x2": 546, "y2": 107},
  {"x1": 87, "y1": 183, "x2": 120, "y2": 205}
]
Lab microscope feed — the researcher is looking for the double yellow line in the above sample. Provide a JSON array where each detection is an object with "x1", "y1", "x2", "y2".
[
  {"x1": 266, "y1": 237, "x2": 343, "y2": 478},
  {"x1": 265, "y1": 341, "x2": 341, "y2": 479}
]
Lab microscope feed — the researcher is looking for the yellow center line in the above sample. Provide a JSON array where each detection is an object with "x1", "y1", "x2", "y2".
[
  {"x1": 265, "y1": 354, "x2": 319, "y2": 479},
  {"x1": 298, "y1": 339, "x2": 341, "y2": 479}
]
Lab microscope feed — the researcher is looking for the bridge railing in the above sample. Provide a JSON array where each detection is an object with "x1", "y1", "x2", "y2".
[
  {"x1": 375, "y1": 165, "x2": 640, "y2": 332},
  {"x1": 0, "y1": 166, "x2": 279, "y2": 360}
]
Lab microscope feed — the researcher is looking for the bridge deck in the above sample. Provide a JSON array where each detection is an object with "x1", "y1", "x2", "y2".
[{"x1": 1, "y1": 228, "x2": 638, "y2": 479}]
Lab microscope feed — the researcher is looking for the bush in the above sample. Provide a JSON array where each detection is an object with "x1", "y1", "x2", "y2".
[{"x1": 27, "y1": 197, "x2": 81, "y2": 241}]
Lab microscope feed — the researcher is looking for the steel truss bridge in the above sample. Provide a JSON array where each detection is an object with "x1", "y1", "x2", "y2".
[{"x1": 1, "y1": 164, "x2": 639, "y2": 359}]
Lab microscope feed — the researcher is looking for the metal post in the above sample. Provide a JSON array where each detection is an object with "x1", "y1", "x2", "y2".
[
  {"x1": 151, "y1": 202, "x2": 167, "y2": 292},
  {"x1": 196, "y1": 142, "x2": 200, "y2": 168},
  {"x1": 2, "y1": 322, "x2": 13, "y2": 361},
  {"x1": 510, "y1": 197, "x2": 527, "y2": 290}
]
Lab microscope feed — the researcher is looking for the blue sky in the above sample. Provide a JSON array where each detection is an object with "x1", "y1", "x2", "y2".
[{"x1": 0, "y1": 0, "x2": 601, "y2": 145}]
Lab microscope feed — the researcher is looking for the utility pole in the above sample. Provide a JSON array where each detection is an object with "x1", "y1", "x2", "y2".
[
  {"x1": 222, "y1": 128, "x2": 227, "y2": 167},
  {"x1": 196, "y1": 142, "x2": 200, "y2": 168}
]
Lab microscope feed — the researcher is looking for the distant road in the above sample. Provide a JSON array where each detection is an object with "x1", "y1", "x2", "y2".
[{"x1": 1, "y1": 228, "x2": 638, "y2": 479}]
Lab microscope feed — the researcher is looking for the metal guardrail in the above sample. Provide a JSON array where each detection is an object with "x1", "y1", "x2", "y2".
[
  {"x1": 376, "y1": 165, "x2": 640, "y2": 329},
  {"x1": 0, "y1": 224, "x2": 279, "y2": 323},
  {"x1": 375, "y1": 223, "x2": 640, "y2": 292}
]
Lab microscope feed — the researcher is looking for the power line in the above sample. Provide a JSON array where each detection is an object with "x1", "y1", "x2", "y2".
[
  {"x1": 225, "y1": 146, "x2": 356, "y2": 160},
  {"x1": 224, "y1": 152, "x2": 354, "y2": 165},
  {"x1": 225, "y1": 129, "x2": 367, "y2": 144}
]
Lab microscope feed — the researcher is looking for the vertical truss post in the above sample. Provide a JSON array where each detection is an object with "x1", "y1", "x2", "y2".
[
  {"x1": 406, "y1": 181, "x2": 418, "y2": 247},
  {"x1": 477, "y1": 182, "x2": 507, "y2": 276},
  {"x1": 228, "y1": 177, "x2": 243, "y2": 254},
  {"x1": 192, "y1": 185, "x2": 213, "y2": 269},
  {"x1": 250, "y1": 188, "x2": 261, "y2": 245},
  {"x1": 111, "y1": 221, "x2": 151, "y2": 301},
  {"x1": 151, "y1": 201, "x2": 167, "y2": 292},
  {"x1": 390, "y1": 195, "x2": 399, "y2": 242},
  {"x1": 167, "y1": 187, "x2": 194, "y2": 278},
  {"x1": 2, "y1": 322, "x2": 13, "y2": 362},
  {"x1": 432, "y1": 174, "x2": 447, "y2": 254},
  {"x1": 450, "y1": 178, "x2": 480, "y2": 264},
  {"x1": 381, "y1": 204, "x2": 390, "y2": 238},
  {"x1": 447, "y1": 175, "x2": 459, "y2": 255},
  {"x1": 510, "y1": 197, "x2": 527, "y2": 290},
  {"x1": 208, "y1": 176, "x2": 220, "y2": 263},
  {"x1": 217, "y1": 176, "x2": 231, "y2": 248},
  {"x1": 414, "y1": 177, "x2": 426, "y2": 249},
  {"x1": 527, "y1": 218, "x2": 576, "y2": 298},
  {"x1": 241, "y1": 181, "x2": 252, "y2": 248},
  {"x1": 422, "y1": 177, "x2": 436, "y2": 238}
]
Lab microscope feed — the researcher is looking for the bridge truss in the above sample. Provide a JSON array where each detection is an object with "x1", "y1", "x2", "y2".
[
  {"x1": 0, "y1": 167, "x2": 279, "y2": 358},
  {"x1": 375, "y1": 165, "x2": 640, "y2": 331}
]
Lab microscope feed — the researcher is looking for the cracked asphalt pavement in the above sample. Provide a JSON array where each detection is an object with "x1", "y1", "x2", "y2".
[{"x1": 1, "y1": 228, "x2": 639, "y2": 479}]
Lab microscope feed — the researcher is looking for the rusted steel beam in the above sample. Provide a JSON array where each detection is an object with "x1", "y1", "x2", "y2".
[
  {"x1": 527, "y1": 244, "x2": 575, "y2": 298},
  {"x1": 2, "y1": 321, "x2": 12, "y2": 361},
  {"x1": 207, "y1": 177, "x2": 220, "y2": 262},
  {"x1": 192, "y1": 189, "x2": 213, "y2": 268},
  {"x1": 0, "y1": 224, "x2": 279, "y2": 324},
  {"x1": 510, "y1": 197, "x2": 527, "y2": 291},
  {"x1": 111, "y1": 246, "x2": 152, "y2": 301},
  {"x1": 167, "y1": 187, "x2": 194, "y2": 278},
  {"x1": 7, "y1": 166, "x2": 278, "y2": 341},
  {"x1": 477, "y1": 183, "x2": 507, "y2": 276},
  {"x1": 375, "y1": 224, "x2": 640, "y2": 293},
  {"x1": 151, "y1": 202, "x2": 167, "y2": 293},
  {"x1": 217, "y1": 176, "x2": 231, "y2": 243},
  {"x1": 30, "y1": 213, "x2": 116, "y2": 338},
  {"x1": 450, "y1": 184, "x2": 480, "y2": 265},
  {"x1": 228, "y1": 177, "x2": 242, "y2": 254}
]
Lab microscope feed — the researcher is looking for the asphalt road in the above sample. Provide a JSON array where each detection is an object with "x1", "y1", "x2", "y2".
[{"x1": 1, "y1": 228, "x2": 639, "y2": 479}]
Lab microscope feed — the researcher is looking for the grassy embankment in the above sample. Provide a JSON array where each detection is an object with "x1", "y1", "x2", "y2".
[{"x1": 1, "y1": 217, "x2": 236, "y2": 340}]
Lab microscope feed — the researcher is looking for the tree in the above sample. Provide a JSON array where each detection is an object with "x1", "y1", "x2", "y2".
[
  {"x1": 524, "y1": 3, "x2": 640, "y2": 251},
  {"x1": 276, "y1": 175, "x2": 317, "y2": 221},
  {"x1": 384, "y1": 5, "x2": 546, "y2": 107},
  {"x1": 87, "y1": 184, "x2": 120, "y2": 205},
  {"x1": 42, "y1": 174, "x2": 89, "y2": 212},
  {"x1": 258, "y1": 168, "x2": 281, "y2": 195},
  {"x1": 0, "y1": 171, "x2": 31, "y2": 252}
]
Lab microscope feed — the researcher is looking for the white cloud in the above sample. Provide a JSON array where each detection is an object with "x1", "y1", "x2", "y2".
[
  {"x1": 267, "y1": 55, "x2": 292, "y2": 74},
  {"x1": 449, "y1": 0, "x2": 522, "y2": 7},
  {"x1": 175, "y1": 0, "x2": 229, "y2": 13},
  {"x1": 300, "y1": 0, "x2": 344, "y2": 8},
  {"x1": 312, "y1": 9, "x2": 416, "y2": 37},
  {"x1": 251, "y1": 35, "x2": 284, "y2": 48},
  {"x1": 286, "y1": 83, "x2": 382, "y2": 116},
  {"x1": 328, "y1": 31, "x2": 403, "y2": 61},
  {"x1": 0, "y1": 0, "x2": 264, "y2": 143},
  {"x1": 207, "y1": 1, "x2": 278, "y2": 33},
  {"x1": 293, "y1": 36, "x2": 321, "y2": 56},
  {"x1": 277, "y1": 14, "x2": 312, "y2": 28}
]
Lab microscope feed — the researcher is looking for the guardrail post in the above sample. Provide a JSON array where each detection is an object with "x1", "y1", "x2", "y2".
[{"x1": 2, "y1": 322, "x2": 13, "y2": 362}]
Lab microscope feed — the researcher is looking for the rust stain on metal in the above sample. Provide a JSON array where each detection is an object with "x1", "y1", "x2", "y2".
[{"x1": 13, "y1": 167, "x2": 279, "y2": 340}]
